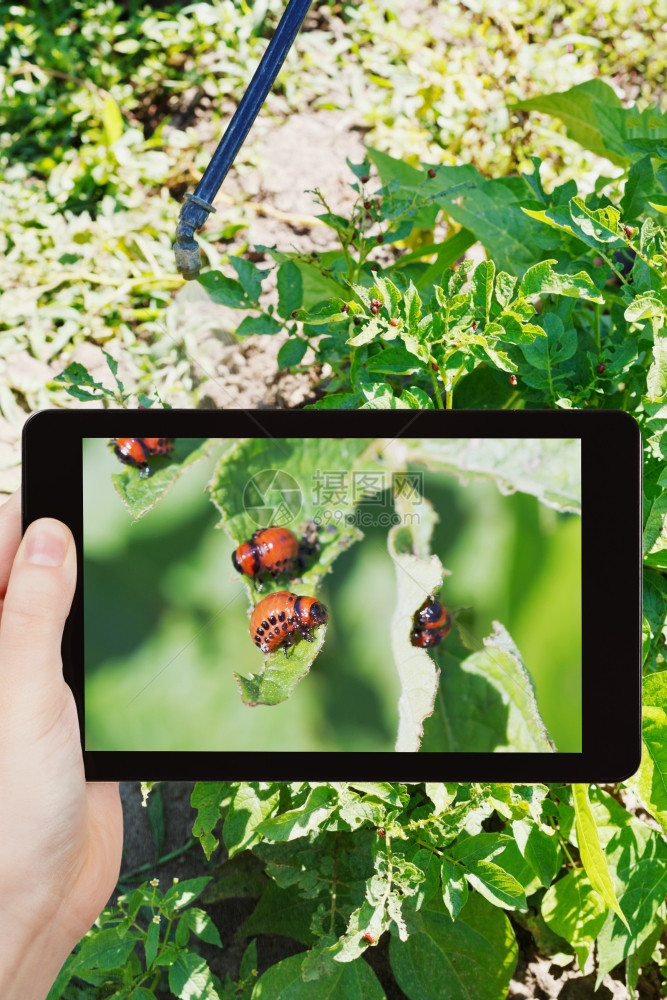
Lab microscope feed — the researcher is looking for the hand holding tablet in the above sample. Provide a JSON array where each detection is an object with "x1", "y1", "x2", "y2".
[
  {"x1": 22, "y1": 409, "x2": 642, "y2": 782},
  {"x1": 0, "y1": 492, "x2": 123, "y2": 999}
]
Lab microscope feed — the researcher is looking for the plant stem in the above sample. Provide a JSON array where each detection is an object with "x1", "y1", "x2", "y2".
[
  {"x1": 117, "y1": 837, "x2": 197, "y2": 883},
  {"x1": 501, "y1": 391, "x2": 520, "y2": 409},
  {"x1": 429, "y1": 364, "x2": 445, "y2": 409},
  {"x1": 599, "y1": 251, "x2": 628, "y2": 286},
  {"x1": 329, "y1": 834, "x2": 340, "y2": 935}
]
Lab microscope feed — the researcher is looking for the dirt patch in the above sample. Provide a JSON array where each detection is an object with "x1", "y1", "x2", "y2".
[{"x1": 165, "y1": 109, "x2": 366, "y2": 409}]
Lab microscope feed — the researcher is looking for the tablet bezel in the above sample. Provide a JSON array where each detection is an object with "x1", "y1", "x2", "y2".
[{"x1": 22, "y1": 408, "x2": 642, "y2": 782}]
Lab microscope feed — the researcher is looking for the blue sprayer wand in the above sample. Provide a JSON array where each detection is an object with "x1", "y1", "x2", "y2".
[{"x1": 173, "y1": 0, "x2": 312, "y2": 280}]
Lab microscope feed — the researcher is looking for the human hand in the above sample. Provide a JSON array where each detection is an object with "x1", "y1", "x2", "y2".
[{"x1": 0, "y1": 491, "x2": 123, "y2": 1000}]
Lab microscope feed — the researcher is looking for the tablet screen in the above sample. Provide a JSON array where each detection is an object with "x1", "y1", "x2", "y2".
[
  {"x1": 22, "y1": 409, "x2": 640, "y2": 781},
  {"x1": 82, "y1": 436, "x2": 582, "y2": 756}
]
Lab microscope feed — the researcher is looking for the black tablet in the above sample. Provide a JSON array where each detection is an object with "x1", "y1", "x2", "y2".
[{"x1": 22, "y1": 409, "x2": 641, "y2": 782}]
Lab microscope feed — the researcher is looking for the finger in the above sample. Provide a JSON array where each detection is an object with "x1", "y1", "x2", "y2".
[
  {"x1": 0, "y1": 518, "x2": 77, "y2": 698},
  {"x1": 0, "y1": 491, "x2": 23, "y2": 604}
]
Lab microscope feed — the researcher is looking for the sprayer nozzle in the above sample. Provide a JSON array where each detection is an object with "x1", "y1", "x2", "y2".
[{"x1": 173, "y1": 237, "x2": 202, "y2": 281}]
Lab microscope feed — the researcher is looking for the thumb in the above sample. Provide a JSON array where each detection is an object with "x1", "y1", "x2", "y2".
[{"x1": 0, "y1": 518, "x2": 77, "y2": 704}]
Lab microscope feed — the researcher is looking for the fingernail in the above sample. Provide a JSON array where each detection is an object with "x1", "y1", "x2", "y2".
[{"x1": 24, "y1": 522, "x2": 69, "y2": 567}]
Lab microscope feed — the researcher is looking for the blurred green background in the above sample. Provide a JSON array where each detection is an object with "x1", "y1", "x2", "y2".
[{"x1": 83, "y1": 439, "x2": 581, "y2": 753}]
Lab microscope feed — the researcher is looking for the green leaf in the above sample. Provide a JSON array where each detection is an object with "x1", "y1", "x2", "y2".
[
  {"x1": 412, "y1": 229, "x2": 477, "y2": 290},
  {"x1": 469, "y1": 260, "x2": 495, "y2": 321},
  {"x1": 518, "y1": 259, "x2": 603, "y2": 303},
  {"x1": 592, "y1": 816, "x2": 667, "y2": 985},
  {"x1": 306, "y1": 392, "x2": 361, "y2": 409},
  {"x1": 236, "y1": 313, "x2": 284, "y2": 336},
  {"x1": 241, "y1": 880, "x2": 317, "y2": 946},
  {"x1": 437, "y1": 181, "x2": 551, "y2": 277},
  {"x1": 301, "y1": 897, "x2": 393, "y2": 973},
  {"x1": 168, "y1": 952, "x2": 220, "y2": 1000},
  {"x1": 436, "y1": 622, "x2": 555, "y2": 753},
  {"x1": 402, "y1": 386, "x2": 434, "y2": 409},
  {"x1": 357, "y1": 383, "x2": 412, "y2": 408},
  {"x1": 144, "y1": 918, "x2": 160, "y2": 970},
  {"x1": 365, "y1": 346, "x2": 423, "y2": 375},
  {"x1": 626, "y1": 671, "x2": 667, "y2": 835},
  {"x1": 647, "y1": 336, "x2": 667, "y2": 403},
  {"x1": 102, "y1": 95, "x2": 124, "y2": 147},
  {"x1": 209, "y1": 436, "x2": 371, "y2": 704},
  {"x1": 163, "y1": 877, "x2": 212, "y2": 913},
  {"x1": 223, "y1": 782, "x2": 281, "y2": 857},
  {"x1": 642, "y1": 573, "x2": 667, "y2": 669},
  {"x1": 522, "y1": 200, "x2": 625, "y2": 253},
  {"x1": 450, "y1": 833, "x2": 512, "y2": 866},
  {"x1": 199, "y1": 270, "x2": 251, "y2": 308},
  {"x1": 511, "y1": 819, "x2": 561, "y2": 888},
  {"x1": 520, "y1": 313, "x2": 577, "y2": 376},
  {"x1": 513, "y1": 80, "x2": 628, "y2": 166},
  {"x1": 347, "y1": 315, "x2": 382, "y2": 346},
  {"x1": 541, "y1": 868, "x2": 607, "y2": 970},
  {"x1": 182, "y1": 907, "x2": 223, "y2": 946},
  {"x1": 251, "y1": 951, "x2": 386, "y2": 999},
  {"x1": 293, "y1": 258, "x2": 347, "y2": 310},
  {"x1": 256, "y1": 784, "x2": 337, "y2": 842},
  {"x1": 389, "y1": 892, "x2": 517, "y2": 1000},
  {"x1": 440, "y1": 857, "x2": 468, "y2": 920},
  {"x1": 369, "y1": 148, "x2": 559, "y2": 276},
  {"x1": 367, "y1": 147, "x2": 440, "y2": 230},
  {"x1": 277, "y1": 260, "x2": 304, "y2": 318},
  {"x1": 230, "y1": 257, "x2": 265, "y2": 303},
  {"x1": 643, "y1": 489, "x2": 667, "y2": 558},
  {"x1": 347, "y1": 782, "x2": 404, "y2": 806},
  {"x1": 571, "y1": 784, "x2": 630, "y2": 930},
  {"x1": 388, "y1": 490, "x2": 444, "y2": 752},
  {"x1": 52, "y1": 362, "x2": 116, "y2": 402},
  {"x1": 495, "y1": 272, "x2": 518, "y2": 310},
  {"x1": 346, "y1": 156, "x2": 372, "y2": 182},
  {"x1": 175, "y1": 913, "x2": 190, "y2": 948},
  {"x1": 240, "y1": 939, "x2": 259, "y2": 981},
  {"x1": 278, "y1": 337, "x2": 308, "y2": 369},
  {"x1": 424, "y1": 783, "x2": 458, "y2": 813},
  {"x1": 111, "y1": 439, "x2": 212, "y2": 521},
  {"x1": 412, "y1": 849, "x2": 442, "y2": 911},
  {"x1": 627, "y1": 911, "x2": 667, "y2": 992},
  {"x1": 402, "y1": 438, "x2": 581, "y2": 514},
  {"x1": 298, "y1": 299, "x2": 350, "y2": 325},
  {"x1": 624, "y1": 291, "x2": 666, "y2": 324},
  {"x1": 569, "y1": 198, "x2": 624, "y2": 244},
  {"x1": 202, "y1": 852, "x2": 267, "y2": 903},
  {"x1": 70, "y1": 928, "x2": 137, "y2": 972},
  {"x1": 234, "y1": 606, "x2": 328, "y2": 706},
  {"x1": 463, "y1": 859, "x2": 526, "y2": 910},
  {"x1": 191, "y1": 782, "x2": 227, "y2": 860},
  {"x1": 621, "y1": 156, "x2": 661, "y2": 220},
  {"x1": 210, "y1": 435, "x2": 371, "y2": 553},
  {"x1": 147, "y1": 783, "x2": 165, "y2": 857}
]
